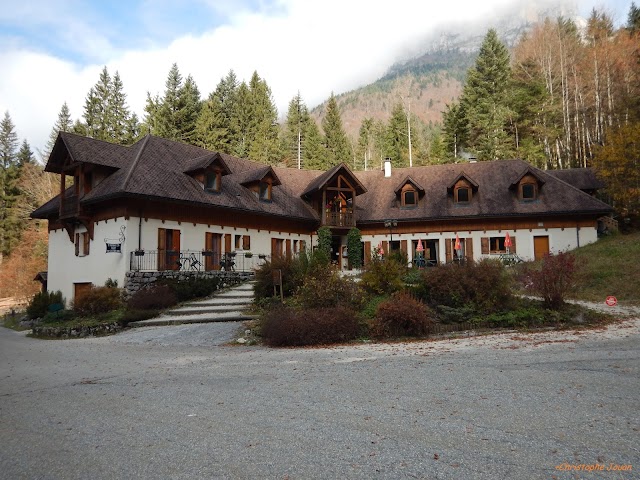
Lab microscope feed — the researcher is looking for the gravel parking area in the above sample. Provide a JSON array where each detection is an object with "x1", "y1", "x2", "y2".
[{"x1": 1, "y1": 316, "x2": 638, "y2": 479}]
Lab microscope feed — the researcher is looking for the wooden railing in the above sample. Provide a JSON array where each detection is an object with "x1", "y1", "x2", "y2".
[
  {"x1": 324, "y1": 209, "x2": 355, "y2": 227},
  {"x1": 129, "y1": 250, "x2": 269, "y2": 273}
]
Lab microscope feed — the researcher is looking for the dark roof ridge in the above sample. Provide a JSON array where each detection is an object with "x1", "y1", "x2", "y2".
[
  {"x1": 122, "y1": 135, "x2": 150, "y2": 191},
  {"x1": 394, "y1": 175, "x2": 425, "y2": 195}
]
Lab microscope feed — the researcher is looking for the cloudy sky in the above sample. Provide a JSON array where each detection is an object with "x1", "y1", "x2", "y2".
[{"x1": 0, "y1": 0, "x2": 631, "y2": 156}]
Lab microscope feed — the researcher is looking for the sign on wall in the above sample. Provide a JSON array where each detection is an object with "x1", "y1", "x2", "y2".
[{"x1": 104, "y1": 225, "x2": 126, "y2": 254}]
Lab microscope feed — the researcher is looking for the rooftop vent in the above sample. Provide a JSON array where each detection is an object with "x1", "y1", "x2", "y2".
[{"x1": 384, "y1": 158, "x2": 392, "y2": 178}]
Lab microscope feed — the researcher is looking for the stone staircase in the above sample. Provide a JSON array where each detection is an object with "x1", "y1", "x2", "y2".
[{"x1": 129, "y1": 281, "x2": 257, "y2": 327}]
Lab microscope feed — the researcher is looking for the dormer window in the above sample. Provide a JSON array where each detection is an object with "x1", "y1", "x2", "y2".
[
  {"x1": 455, "y1": 186, "x2": 470, "y2": 203},
  {"x1": 521, "y1": 182, "x2": 537, "y2": 201},
  {"x1": 259, "y1": 181, "x2": 271, "y2": 201},
  {"x1": 402, "y1": 189, "x2": 417, "y2": 208},
  {"x1": 205, "y1": 171, "x2": 221, "y2": 193}
]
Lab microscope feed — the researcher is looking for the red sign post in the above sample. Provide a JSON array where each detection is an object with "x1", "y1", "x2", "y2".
[{"x1": 605, "y1": 296, "x2": 618, "y2": 307}]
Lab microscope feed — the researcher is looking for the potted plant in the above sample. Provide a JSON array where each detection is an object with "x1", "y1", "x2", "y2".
[
  {"x1": 202, "y1": 250, "x2": 214, "y2": 257},
  {"x1": 134, "y1": 249, "x2": 145, "y2": 256},
  {"x1": 244, "y1": 252, "x2": 253, "y2": 258},
  {"x1": 258, "y1": 254, "x2": 267, "y2": 259}
]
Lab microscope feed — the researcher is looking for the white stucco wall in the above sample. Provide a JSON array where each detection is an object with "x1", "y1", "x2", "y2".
[
  {"x1": 46, "y1": 216, "x2": 314, "y2": 301},
  {"x1": 362, "y1": 225, "x2": 598, "y2": 264},
  {"x1": 47, "y1": 218, "x2": 129, "y2": 303}
]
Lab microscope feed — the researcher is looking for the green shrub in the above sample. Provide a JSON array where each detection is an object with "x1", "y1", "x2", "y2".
[
  {"x1": 435, "y1": 305, "x2": 478, "y2": 324},
  {"x1": 416, "y1": 259, "x2": 512, "y2": 313},
  {"x1": 346, "y1": 228, "x2": 363, "y2": 269},
  {"x1": 26, "y1": 290, "x2": 65, "y2": 319},
  {"x1": 104, "y1": 278, "x2": 119, "y2": 288},
  {"x1": 361, "y1": 256, "x2": 406, "y2": 295},
  {"x1": 261, "y1": 306, "x2": 360, "y2": 346},
  {"x1": 373, "y1": 292, "x2": 435, "y2": 338},
  {"x1": 41, "y1": 309, "x2": 76, "y2": 324},
  {"x1": 361, "y1": 295, "x2": 389, "y2": 320},
  {"x1": 160, "y1": 277, "x2": 222, "y2": 302},
  {"x1": 127, "y1": 285, "x2": 177, "y2": 310},
  {"x1": 73, "y1": 286, "x2": 123, "y2": 315},
  {"x1": 296, "y1": 263, "x2": 365, "y2": 310},
  {"x1": 253, "y1": 252, "x2": 325, "y2": 300}
]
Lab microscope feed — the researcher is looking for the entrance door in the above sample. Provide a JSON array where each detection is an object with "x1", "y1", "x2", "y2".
[
  {"x1": 158, "y1": 228, "x2": 180, "y2": 270},
  {"x1": 205, "y1": 232, "x2": 222, "y2": 271},
  {"x1": 534, "y1": 235, "x2": 550, "y2": 261},
  {"x1": 74, "y1": 282, "x2": 92, "y2": 303}
]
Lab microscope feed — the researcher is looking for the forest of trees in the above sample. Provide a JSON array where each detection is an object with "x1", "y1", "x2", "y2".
[{"x1": 1, "y1": 5, "x2": 638, "y2": 300}]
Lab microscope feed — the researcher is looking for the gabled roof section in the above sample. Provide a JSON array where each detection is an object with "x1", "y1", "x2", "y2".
[
  {"x1": 183, "y1": 152, "x2": 232, "y2": 176},
  {"x1": 45, "y1": 131, "x2": 132, "y2": 174},
  {"x1": 509, "y1": 166, "x2": 546, "y2": 189},
  {"x1": 394, "y1": 175, "x2": 425, "y2": 196},
  {"x1": 301, "y1": 163, "x2": 367, "y2": 197},
  {"x1": 236, "y1": 165, "x2": 282, "y2": 186},
  {"x1": 447, "y1": 171, "x2": 479, "y2": 193},
  {"x1": 546, "y1": 168, "x2": 605, "y2": 191}
]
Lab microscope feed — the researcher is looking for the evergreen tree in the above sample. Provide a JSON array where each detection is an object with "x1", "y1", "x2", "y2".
[
  {"x1": 321, "y1": 93, "x2": 350, "y2": 167},
  {"x1": 110, "y1": 71, "x2": 132, "y2": 143},
  {"x1": 143, "y1": 93, "x2": 161, "y2": 135},
  {"x1": 385, "y1": 103, "x2": 409, "y2": 167},
  {"x1": 195, "y1": 70, "x2": 239, "y2": 152},
  {"x1": 442, "y1": 102, "x2": 469, "y2": 159},
  {"x1": 156, "y1": 63, "x2": 184, "y2": 141},
  {"x1": 302, "y1": 120, "x2": 328, "y2": 170},
  {"x1": 629, "y1": 2, "x2": 640, "y2": 34},
  {"x1": 0, "y1": 111, "x2": 20, "y2": 260},
  {"x1": 17, "y1": 140, "x2": 34, "y2": 166},
  {"x1": 247, "y1": 71, "x2": 281, "y2": 164},
  {"x1": 0, "y1": 111, "x2": 18, "y2": 170},
  {"x1": 177, "y1": 75, "x2": 202, "y2": 143},
  {"x1": 282, "y1": 92, "x2": 324, "y2": 168},
  {"x1": 356, "y1": 118, "x2": 374, "y2": 170},
  {"x1": 234, "y1": 82, "x2": 252, "y2": 158},
  {"x1": 461, "y1": 29, "x2": 514, "y2": 160},
  {"x1": 45, "y1": 102, "x2": 73, "y2": 155}
]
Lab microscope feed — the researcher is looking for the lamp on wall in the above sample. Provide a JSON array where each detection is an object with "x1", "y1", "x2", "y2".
[{"x1": 384, "y1": 219, "x2": 398, "y2": 243}]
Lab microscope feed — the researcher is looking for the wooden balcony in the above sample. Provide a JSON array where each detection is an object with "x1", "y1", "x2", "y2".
[
  {"x1": 60, "y1": 194, "x2": 80, "y2": 219},
  {"x1": 324, "y1": 209, "x2": 355, "y2": 228}
]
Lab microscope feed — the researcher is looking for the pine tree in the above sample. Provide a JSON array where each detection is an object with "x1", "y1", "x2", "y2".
[
  {"x1": 247, "y1": 71, "x2": 281, "y2": 164},
  {"x1": 442, "y1": 102, "x2": 468, "y2": 159},
  {"x1": 356, "y1": 118, "x2": 374, "y2": 170},
  {"x1": 461, "y1": 29, "x2": 514, "y2": 160},
  {"x1": 81, "y1": 87, "x2": 101, "y2": 139},
  {"x1": 234, "y1": 82, "x2": 252, "y2": 158},
  {"x1": 385, "y1": 103, "x2": 409, "y2": 167},
  {"x1": 177, "y1": 75, "x2": 202, "y2": 143},
  {"x1": 321, "y1": 93, "x2": 350, "y2": 167},
  {"x1": 0, "y1": 111, "x2": 20, "y2": 260},
  {"x1": 302, "y1": 120, "x2": 328, "y2": 170},
  {"x1": 110, "y1": 71, "x2": 131, "y2": 143},
  {"x1": 156, "y1": 63, "x2": 184, "y2": 141},
  {"x1": 195, "y1": 70, "x2": 239, "y2": 152},
  {"x1": 94, "y1": 66, "x2": 112, "y2": 140},
  {"x1": 282, "y1": 92, "x2": 324, "y2": 168},
  {"x1": 45, "y1": 102, "x2": 73, "y2": 155},
  {"x1": 628, "y1": 2, "x2": 640, "y2": 34},
  {"x1": 17, "y1": 140, "x2": 34, "y2": 166}
]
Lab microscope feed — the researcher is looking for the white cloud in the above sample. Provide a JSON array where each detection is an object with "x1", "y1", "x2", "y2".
[{"x1": 0, "y1": 0, "x2": 628, "y2": 155}]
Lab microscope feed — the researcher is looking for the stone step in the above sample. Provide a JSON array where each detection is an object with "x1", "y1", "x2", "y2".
[
  {"x1": 165, "y1": 305, "x2": 250, "y2": 315},
  {"x1": 129, "y1": 311, "x2": 258, "y2": 327},
  {"x1": 182, "y1": 297, "x2": 253, "y2": 307}
]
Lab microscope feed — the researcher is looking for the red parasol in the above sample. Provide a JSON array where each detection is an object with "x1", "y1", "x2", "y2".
[
  {"x1": 505, "y1": 232, "x2": 512, "y2": 253},
  {"x1": 378, "y1": 241, "x2": 384, "y2": 256},
  {"x1": 454, "y1": 234, "x2": 461, "y2": 251},
  {"x1": 416, "y1": 239, "x2": 424, "y2": 252}
]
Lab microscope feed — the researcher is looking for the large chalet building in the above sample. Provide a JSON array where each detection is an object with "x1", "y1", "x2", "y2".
[{"x1": 32, "y1": 132, "x2": 612, "y2": 302}]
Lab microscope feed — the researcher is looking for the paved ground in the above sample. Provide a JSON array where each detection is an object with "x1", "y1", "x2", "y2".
[{"x1": 1, "y1": 313, "x2": 639, "y2": 479}]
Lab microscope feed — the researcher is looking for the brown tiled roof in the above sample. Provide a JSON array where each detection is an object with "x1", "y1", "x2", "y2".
[
  {"x1": 354, "y1": 160, "x2": 612, "y2": 223},
  {"x1": 446, "y1": 171, "x2": 479, "y2": 191},
  {"x1": 182, "y1": 152, "x2": 231, "y2": 175},
  {"x1": 546, "y1": 168, "x2": 605, "y2": 191},
  {"x1": 32, "y1": 133, "x2": 612, "y2": 225}
]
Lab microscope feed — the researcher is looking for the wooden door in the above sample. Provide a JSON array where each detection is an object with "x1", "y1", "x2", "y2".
[
  {"x1": 74, "y1": 282, "x2": 92, "y2": 303},
  {"x1": 205, "y1": 232, "x2": 222, "y2": 271},
  {"x1": 534, "y1": 235, "x2": 549, "y2": 261}
]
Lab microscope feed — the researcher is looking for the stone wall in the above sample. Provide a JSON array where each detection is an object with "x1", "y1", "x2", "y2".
[
  {"x1": 124, "y1": 270, "x2": 253, "y2": 299},
  {"x1": 32, "y1": 323, "x2": 122, "y2": 338}
]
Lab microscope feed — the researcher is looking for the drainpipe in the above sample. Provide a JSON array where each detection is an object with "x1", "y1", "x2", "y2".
[
  {"x1": 138, "y1": 212, "x2": 143, "y2": 251},
  {"x1": 576, "y1": 225, "x2": 580, "y2": 248}
]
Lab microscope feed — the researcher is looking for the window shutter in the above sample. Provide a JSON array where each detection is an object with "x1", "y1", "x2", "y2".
[
  {"x1": 83, "y1": 232, "x2": 90, "y2": 255},
  {"x1": 382, "y1": 241, "x2": 389, "y2": 256},
  {"x1": 364, "y1": 241, "x2": 371, "y2": 265},
  {"x1": 285, "y1": 239, "x2": 292, "y2": 259},
  {"x1": 243, "y1": 235, "x2": 250, "y2": 250},
  {"x1": 510, "y1": 236, "x2": 517, "y2": 253},
  {"x1": 481, "y1": 237, "x2": 489, "y2": 255},
  {"x1": 224, "y1": 234, "x2": 231, "y2": 253},
  {"x1": 172, "y1": 230, "x2": 181, "y2": 252},
  {"x1": 465, "y1": 238, "x2": 474, "y2": 261},
  {"x1": 445, "y1": 239, "x2": 452, "y2": 262},
  {"x1": 75, "y1": 233, "x2": 80, "y2": 256},
  {"x1": 271, "y1": 238, "x2": 278, "y2": 258},
  {"x1": 400, "y1": 240, "x2": 408, "y2": 255}
]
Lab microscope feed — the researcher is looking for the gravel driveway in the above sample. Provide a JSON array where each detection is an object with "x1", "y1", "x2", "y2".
[{"x1": 1, "y1": 315, "x2": 638, "y2": 479}]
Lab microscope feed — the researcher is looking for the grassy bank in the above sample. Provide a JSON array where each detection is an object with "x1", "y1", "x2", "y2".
[{"x1": 570, "y1": 232, "x2": 640, "y2": 305}]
